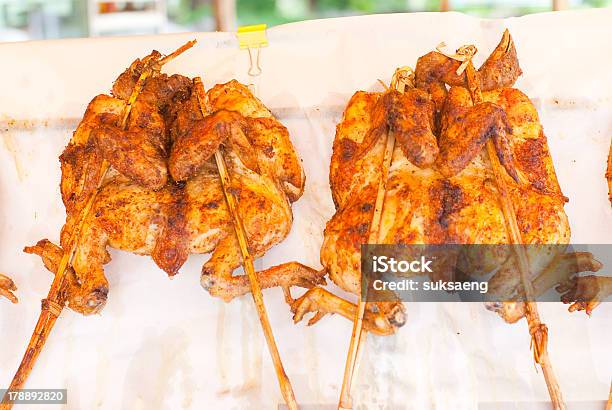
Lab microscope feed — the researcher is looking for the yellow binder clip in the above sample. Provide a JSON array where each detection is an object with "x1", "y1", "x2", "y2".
[{"x1": 237, "y1": 24, "x2": 268, "y2": 76}]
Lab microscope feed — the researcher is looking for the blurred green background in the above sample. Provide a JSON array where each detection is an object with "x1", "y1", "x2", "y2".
[{"x1": 0, "y1": 0, "x2": 610, "y2": 42}]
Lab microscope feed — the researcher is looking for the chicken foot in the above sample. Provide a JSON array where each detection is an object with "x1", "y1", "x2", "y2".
[
  {"x1": 288, "y1": 287, "x2": 406, "y2": 336},
  {"x1": 487, "y1": 252, "x2": 603, "y2": 323},
  {"x1": 0, "y1": 273, "x2": 17, "y2": 303},
  {"x1": 556, "y1": 274, "x2": 612, "y2": 315}
]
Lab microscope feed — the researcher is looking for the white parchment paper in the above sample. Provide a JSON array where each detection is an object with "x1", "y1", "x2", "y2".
[{"x1": 0, "y1": 9, "x2": 611, "y2": 409}]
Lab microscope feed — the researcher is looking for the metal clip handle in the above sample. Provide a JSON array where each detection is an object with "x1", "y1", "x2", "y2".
[{"x1": 247, "y1": 47, "x2": 262, "y2": 76}]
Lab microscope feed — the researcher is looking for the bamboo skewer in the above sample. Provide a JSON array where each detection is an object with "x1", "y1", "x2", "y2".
[
  {"x1": 338, "y1": 131, "x2": 394, "y2": 410},
  {"x1": 457, "y1": 46, "x2": 565, "y2": 409},
  {"x1": 0, "y1": 40, "x2": 196, "y2": 409},
  {"x1": 338, "y1": 68, "x2": 413, "y2": 410},
  {"x1": 606, "y1": 138, "x2": 612, "y2": 206},
  {"x1": 192, "y1": 77, "x2": 298, "y2": 410}
]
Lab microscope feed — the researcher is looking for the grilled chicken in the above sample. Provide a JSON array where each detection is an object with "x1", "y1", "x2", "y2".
[
  {"x1": 27, "y1": 53, "x2": 322, "y2": 314},
  {"x1": 290, "y1": 31, "x2": 602, "y2": 335},
  {"x1": 0, "y1": 273, "x2": 17, "y2": 303}
]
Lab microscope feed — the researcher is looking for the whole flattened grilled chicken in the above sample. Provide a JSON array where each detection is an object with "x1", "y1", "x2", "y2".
[
  {"x1": 26, "y1": 52, "x2": 323, "y2": 315},
  {"x1": 290, "y1": 31, "x2": 603, "y2": 335}
]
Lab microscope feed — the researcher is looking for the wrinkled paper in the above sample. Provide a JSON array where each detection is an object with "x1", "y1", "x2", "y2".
[{"x1": 0, "y1": 9, "x2": 611, "y2": 409}]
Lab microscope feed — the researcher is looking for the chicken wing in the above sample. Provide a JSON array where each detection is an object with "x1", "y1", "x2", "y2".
[
  {"x1": 437, "y1": 88, "x2": 518, "y2": 181},
  {"x1": 415, "y1": 29, "x2": 522, "y2": 114},
  {"x1": 376, "y1": 89, "x2": 438, "y2": 168}
]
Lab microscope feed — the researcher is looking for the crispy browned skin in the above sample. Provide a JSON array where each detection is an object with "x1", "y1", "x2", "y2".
[
  {"x1": 478, "y1": 30, "x2": 523, "y2": 91},
  {"x1": 137, "y1": 74, "x2": 193, "y2": 112},
  {"x1": 437, "y1": 88, "x2": 518, "y2": 181},
  {"x1": 329, "y1": 91, "x2": 381, "y2": 208},
  {"x1": 381, "y1": 89, "x2": 438, "y2": 168},
  {"x1": 127, "y1": 74, "x2": 192, "y2": 154},
  {"x1": 169, "y1": 110, "x2": 244, "y2": 182},
  {"x1": 93, "y1": 125, "x2": 168, "y2": 190},
  {"x1": 415, "y1": 50, "x2": 464, "y2": 111},
  {"x1": 206, "y1": 80, "x2": 306, "y2": 202},
  {"x1": 58, "y1": 75, "x2": 191, "y2": 252},
  {"x1": 60, "y1": 72, "x2": 190, "y2": 223},
  {"x1": 0, "y1": 273, "x2": 17, "y2": 303},
  {"x1": 31, "y1": 71, "x2": 312, "y2": 314},
  {"x1": 91, "y1": 73, "x2": 192, "y2": 190},
  {"x1": 353, "y1": 88, "x2": 438, "y2": 170},
  {"x1": 169, "y1": 81, "x2": 306, "y2": 198},
  {"x1": 415, "y1": 29, "x2": 522, "y2": 114},
  {"x1": 111, "y1": 51, "x2": 162, "y2": 101},
  {"x1": 59, "y1": 95, "x2": 122, "y2": 219}
]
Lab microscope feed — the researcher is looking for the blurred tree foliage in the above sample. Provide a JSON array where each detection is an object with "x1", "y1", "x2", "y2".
[
  {"x1": 169, "y1": 0, "x2": 612, "y2": 28},
  {"x1": 314, "y1": 0, "x2": 405, "y2": 13},
  {"x1": 171, "y1": 0, "x2": 212, "y2": 24},
  {"x1": 236, "y1": 0, "x2": 415, "y2": 25},
  {"x1": 584, "y1": 0, "x2": 608, "y2": 6}
]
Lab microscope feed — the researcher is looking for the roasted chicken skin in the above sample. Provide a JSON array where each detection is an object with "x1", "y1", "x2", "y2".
[
  {"x1": 437, "y1": 95, "x2": 518, "y2": 181},
  {"x1": 28, "y1": 54, "x2": 321, "y2": 314},
  {"x1": 358, "y1": 88, "x2": 439, "y2": 169},
  {"x1": 415, "y1": 29, "x2": 522, "y2": 114}
]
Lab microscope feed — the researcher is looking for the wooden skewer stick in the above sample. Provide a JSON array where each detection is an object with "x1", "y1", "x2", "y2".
[
  {"x1": 457, "y1": 46, "x2": 566, "y2": 410},
  {"x1": 338, "y1": 68, "x2": 413, "y2": 410},
  {"x1": 606, "y1": 138, "x2": 612, "y2": 207},
  {"x1": 192, "y1": 77, "x2": 298, "y2": 410},
  {"x1": 0, "y1": 40, "x2": 196, "y2": 410}
]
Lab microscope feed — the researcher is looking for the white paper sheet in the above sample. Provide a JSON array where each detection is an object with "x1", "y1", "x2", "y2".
[{"x1": 0, "y1": 9, "x2": 610, "y2": 409}]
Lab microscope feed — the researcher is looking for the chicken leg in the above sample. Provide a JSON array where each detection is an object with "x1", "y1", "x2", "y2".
[
  {"x1": 24, "y1": 240, "x2": 103, "y2": 315},
  {"x1": 200, "y1": 234, "x2": 326, "y2": 302}
]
